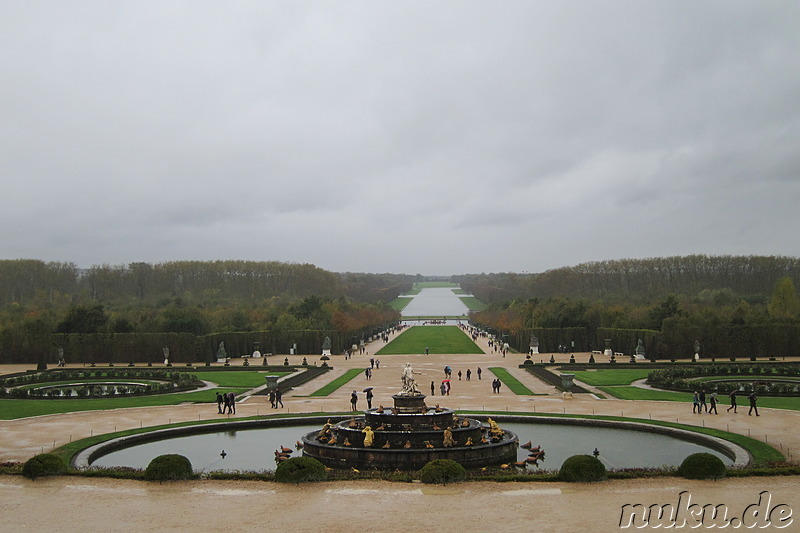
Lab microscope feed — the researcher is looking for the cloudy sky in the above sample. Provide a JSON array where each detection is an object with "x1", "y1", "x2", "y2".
[{"x1": 2, "y1": 2, "x2": 798, "y2": 275}]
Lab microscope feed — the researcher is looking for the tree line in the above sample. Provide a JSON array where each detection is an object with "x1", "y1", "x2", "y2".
[
  {"x1": 455, "y1": 255, "x2": 800, "y2": 305},
  {"x1": 0, "y1": 260, "x2": 412, "y2": 363}
]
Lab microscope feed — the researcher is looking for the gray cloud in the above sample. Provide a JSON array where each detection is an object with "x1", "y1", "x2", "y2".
[{"x1": 1, "y1": 1, "x2": 798, "y2": 275}]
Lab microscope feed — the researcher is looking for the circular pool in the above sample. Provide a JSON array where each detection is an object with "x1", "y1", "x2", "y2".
[{"x1": 79, "y1": 415, "x2": 747, "y2": 473}]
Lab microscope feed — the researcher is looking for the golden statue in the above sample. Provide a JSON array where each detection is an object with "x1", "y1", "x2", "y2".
[
  {"x1": 442, "y1": 427, "x2": 455, "y2": 447},
  {"x1": 362, "y1": 426, "x2": 374, "y2": 447}
]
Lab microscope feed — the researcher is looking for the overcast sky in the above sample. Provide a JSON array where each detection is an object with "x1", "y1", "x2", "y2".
[{"x1": 2, "y1": 2, "x2": 798, "y2": 275}]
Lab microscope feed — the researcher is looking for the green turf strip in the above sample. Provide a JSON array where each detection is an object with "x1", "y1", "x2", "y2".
[
  {"x1": 570, "y1": 369, "x2": 653, "y2": 386},
  {"x1": 488, "y1": 367, "x2": 535, "y2": 395},
  {"x1": 308, "y1": 368, "x2": 364, "y2": 396}
]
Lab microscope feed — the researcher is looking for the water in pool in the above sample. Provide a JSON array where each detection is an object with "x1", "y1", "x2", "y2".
[{"x1": 90, "y1": 421, "x2": 733, "y2": 472}]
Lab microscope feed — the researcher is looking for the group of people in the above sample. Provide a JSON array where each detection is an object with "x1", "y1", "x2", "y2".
[
  {"x1": 726, "y1": 389, "x2": 760, "y2": 416},
  {"x1": 350, "y1": 388, "x2": 374, "y2": 410},
  {"x1": 693, "y1": 388, "x2": 759, "y2": 416},
  {"x1": 268, "y1": 388, "x2": 284, "y2": 409},
  {"x1": 491, "y1": 378, "x2": 503, "y2": 393},
  {"x1": 215, "y1": 391, "x2": 237, "y2": 414}
]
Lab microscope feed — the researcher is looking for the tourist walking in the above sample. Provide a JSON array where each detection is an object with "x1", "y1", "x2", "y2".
[
  {"x1": 269, "y1": 389, "x2": 276, "y2": 408},
  {"x1": 692, "y1": 391, "x2": 700, "y2": 414},
  {"x1": 477, "y1": 367, "x2": 482, "y2": 380},
  {"x1": 458, "y1": 370, "x2": 462, "y2": 381},
  {"x1": 227, "y1": 392, "x2": 236, "y2": 414},
  {"x1": 440, "y1": 382, "x2": 446, "y2": 396},
  {"x1": 350, "y1": 390, "x2": 358, "y2": 411},
  {"x1": 366, "y1": 388, "x2": 373, "y2": 409},
  {"x1": 466, "y1": 369, "x2": 471, "y2": 381},
  {"x1": 709, "y1": 392, "x2": 718, "y2": 414},
  {"x1": 728, "y1": 390, "x2": 738, "y2": 413},
  {"x1": 216, "y1": 392, "x2": 224, "y2": 414},
  {"x1": 748, "y1": 391, "x2": 759, "y2": 416},
  {"x1": 275, "y1": 388, "x2": 283, "y2": 408},
  {"x1": 699, "y1": 389, "x2": 708, "y2": 413},
  {"x1": 431, "y1": 381, "x2": 435, "y2": 396}
]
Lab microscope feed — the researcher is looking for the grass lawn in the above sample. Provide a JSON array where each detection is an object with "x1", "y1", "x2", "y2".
[
  {"x1": 570, "y1": 369, "x2": 653, "y2": 386},
  {"x1": 375, "y1": 326, "x2": 483, "y2": 355},
  {"x1": 0, "y1": 370, "x2": 291, "y2": 420},
  {"x1": 388, "y1": 297, "x2": 413, "y2": 311},
  {"x1": 308, "y1": 368, "x2": 364, "y2": 396},
  {"x1": 412, "y1": 281, "x2": 459, "y2": 289},
  {"x1": 459, "y1": 296, "x2": 487, "y2": 311},
  {"x1": 489, "y1": 367, "x2": 535, "y2": 395}
]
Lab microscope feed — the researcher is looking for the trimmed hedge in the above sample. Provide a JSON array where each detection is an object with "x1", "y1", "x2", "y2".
[
  {"x1": 274, "y1": 457, "x2": 328, "y2": 484},
  {"x1": 558, "y1": 454, "x2": 607, "y2": 482},
  {"x1": 678, "y1": 453, "x2": 726, "y2": 480},
  {"x1": 145, "y1": 454, "x2": 194, "y2": 481},
  {"x1": 419, "y1": 459, "x2": 467, "y2": 484},
  {"x1": 22, "y1": 453, "x2": 67, "y2": 480}
]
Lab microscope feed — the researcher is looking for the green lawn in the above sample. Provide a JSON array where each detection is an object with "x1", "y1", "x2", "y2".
[
  {"x1": 412, "y1": 281, "x2": 459, "y2": 289},
  {"x1": 571, "y1": 369, "x2": 653, "y2": 386},
  {"x1": 308, "y1": 368, "x2": 364, "y2": 396},
  {"x1": 459, "y1": 296, "x2": 487, "y2": 311},
  {"x1": 388, "y1": 297, "x2": 413, "y2": 311},
  {"x1": 489, "y1": 368, "x2": 535, "y2": 395},
  {"x1": 0, "y1": 370, "x2": 290, "y2": 420},
  {"x1": 375, "y1": 326, "x2": 483, "y2": 355}
]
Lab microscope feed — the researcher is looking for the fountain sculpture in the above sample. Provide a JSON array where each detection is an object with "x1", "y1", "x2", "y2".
[{"x1": 301, "y1": 363, "x2": 518, "y2": 470}]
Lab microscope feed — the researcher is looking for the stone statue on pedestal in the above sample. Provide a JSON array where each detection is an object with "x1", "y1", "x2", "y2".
[{"x1": 400, "y1": 362, "x2": 421, "y2": 395}]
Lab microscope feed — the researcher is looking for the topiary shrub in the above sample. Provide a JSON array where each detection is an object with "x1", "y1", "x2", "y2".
[
  {"x1": 22, "y1": 453, "x2": 66, "y2": 480},
  {"x1": 274, "y1": 457, "x2": 328, "y2": 483},
  {"x1": 419, "y1": 459, "x2": 467, "y2": 484},
  {"x1": 678, "y1": 453, "x2": 726, "y2": 480},
  {"x1": 145, "y1": 454, "x2": 194, "y2": 482},
  {"x1": 558, "y1": 454, "x2": 607, "y2": 482}
]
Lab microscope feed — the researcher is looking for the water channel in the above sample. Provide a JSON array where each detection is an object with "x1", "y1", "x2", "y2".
[{"x1": 400, "y1": 287, "x2": 470, "y2": 320}]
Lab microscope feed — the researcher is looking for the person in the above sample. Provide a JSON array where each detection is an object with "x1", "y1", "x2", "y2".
[
  {"x1": 350, "y1": 390, "x2": 358, "y2": 411},
  {"x1": 375, "y1": 359, "x2": 380, "y2": 369},
  {"x1": 370, "y1": 358, "x2": 375, "y2": 369},
  {"x1": 430, "y1": 381, "x2": 435, "y2": 396},
  {"x1": 699, "y1": 389, "x2": 707, "y2": 413},
  {"x1": 748, "y1": 391, "x2": 759, "y2": 416},
  {"x1": 445, "y1": 381, "x2": 451, "y2": 395},
  {"x1": 275, "y1": 388, "x2": 283, "y2": 408},
  {"x1": 708, "y1": 392, "x2": 718, "y2": 414},
  {"x1": 222, "y1": 392, "x2": 231, "y2": 413},
  {"x1": 227, "y1": 392, "x2": 236, "y2": 414},
  {"x1": 366, "y1": 388, "x2": 373, "y2": 409},
  {"x1": 216, "y1": 392, "x2": 224, "y2": 414},
  {"x1": 477, "y1": 367, "x2": 482, "y2": 380},
  {"x1": 440, "y1": 382, "x2": 446, "y2": 396},
  {"x1": 692, "y1": 391, "x2": 700, "y2": 414},
  {"x1": 466, "y1": 369, "x2": 471, "y2": 381},
  {"x1": 365, "y1": 368, "x2": 371, "y2": 380},
  {"x1": 268, "y1": 389, "x2": 276, "y2": 408},
  {"x1": 458, "y1": 370, "x2": 462, "y2": 381},
  {"x1": 727, "y1": 390, "x2": 738, "y2": 413}
]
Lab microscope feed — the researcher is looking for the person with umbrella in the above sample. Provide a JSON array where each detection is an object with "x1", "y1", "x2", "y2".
[
  {"x1": 364, "y1": 387, "x2": 374, "y2": 409},
  {"x1": 350, "y1": 390, "x2": 358, "y2": 411}
]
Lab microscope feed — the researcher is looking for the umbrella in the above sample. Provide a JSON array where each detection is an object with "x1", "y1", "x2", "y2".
[
  {"x1": 363, "y1": 387, "x2": 373, "y2": 392},
  {"x1": 442, "y1": 379, "x2": 450, "y2": 383}
]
